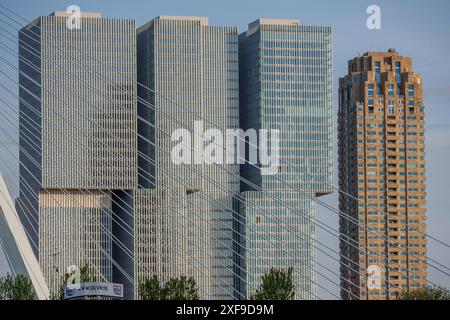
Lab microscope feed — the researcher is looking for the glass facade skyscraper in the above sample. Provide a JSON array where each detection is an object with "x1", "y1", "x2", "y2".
[
  {"x1": 16, "y1": 12, "x2": 334, "y2": 300},
  {"x1": 17, "y1": 12, "x2": 137, "y2": 294},
  {"x1": 137, "y1": 16, "x2": 239, "y2": 299},
  {"x1": 238, "y1": 19, "x2": 333, "y2": 299}
]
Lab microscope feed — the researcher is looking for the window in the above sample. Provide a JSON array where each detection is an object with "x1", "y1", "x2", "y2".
[
  {"x1": 408, "y1": 84, "x2": 414, "y2": 97},
  {"x1": 409, "y1": 100, "x2": 415, "y2": 113},
  {"x1": 388, "y1": 100, "x2": 395, "y2": 114},
  {"x1": 388, "y1": 84, "x2": 394, "y2": 97},
  {"x1": 375, "y1": 61, "x2": 381, "y2": 83},
  {"x1": 395, "y1": 62, "x2": 401, "y2": 83},
  {"x1": 368, "y1": 83, "x2": 374, "y2": 97},
  {"x1": 377, "y1": 83, "x2": 382, "y2": 96},
  {"x1": 368, "y1": 99, "x2": 374, "y2": 113}
]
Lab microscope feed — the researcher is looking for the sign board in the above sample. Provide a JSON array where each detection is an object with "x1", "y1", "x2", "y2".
[{"x1": 64, "y1": 282, "x2": 124, "y2": 299}]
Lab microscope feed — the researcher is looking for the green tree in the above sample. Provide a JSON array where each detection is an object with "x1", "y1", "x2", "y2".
[
  {"x1": 0, "y1": 273, "x2": 35, "y2": 300},
  {"x1": 398, "y1": 285, "x2": 450, "y2": 300},
  {"x1": 251, "y1": 267, "x2": 295, "y2": 300},
  {"x1": 139, "y1": 275, "x2": 199, "y2": 300},
  {"x1": 138, "y1": 275, "x2": 162, "y2": 300},
  {"x1": 52, "y1": 264, "x2": 94, "y2": 300},
  {"x1": 161, "y1": 276, "x2": 199, "y2": 300}
]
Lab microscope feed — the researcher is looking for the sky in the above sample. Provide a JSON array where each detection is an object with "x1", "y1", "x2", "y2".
[{"x1": 0, "y1": 0, "x2": 449, "y2": 298}]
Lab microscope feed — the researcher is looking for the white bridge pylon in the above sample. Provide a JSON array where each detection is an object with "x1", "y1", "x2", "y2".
[{"x1": 0, "y1": 175, "x2": 50, "y2": 300}]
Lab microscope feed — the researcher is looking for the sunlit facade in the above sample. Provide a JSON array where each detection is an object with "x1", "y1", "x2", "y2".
[
  {"x1": 338, "y1": 49, "x2": 427, "y2": 299},
  {"x1": 17, "y1": 12, "x2": 137, "y2": 295},
  {"x1": 238, "y1": 19, "x2": 333, "y2": 299},
  {"x1": 137, "y1": 16, "x2": 239, "y2": 299}
]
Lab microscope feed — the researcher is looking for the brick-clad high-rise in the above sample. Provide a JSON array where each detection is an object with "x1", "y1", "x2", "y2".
[{"x1": 338, "y1": 49, "x2": 427, "y2": 300}]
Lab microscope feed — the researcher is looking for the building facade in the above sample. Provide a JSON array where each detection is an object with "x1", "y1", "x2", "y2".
[
  {"x1": 17, "y1": 12, "x2": 137, "y2": 294},
  {"x1": 15, "y1": 12, "x2": 340, "y2": 300},
  {"x1": 338, "y1": 49, "x2": 427, "y2": 299},
  {"x1": 137, "y1": 16, "x2": 239, "y2": 299},
  {"x1": 238, "y1": 19, "x2": 333, "y2": 299}
]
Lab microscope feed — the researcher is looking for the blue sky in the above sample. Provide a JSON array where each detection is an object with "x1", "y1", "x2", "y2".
[{"x1": 0, "y1": 0, "x2": 449, "y2": 298}]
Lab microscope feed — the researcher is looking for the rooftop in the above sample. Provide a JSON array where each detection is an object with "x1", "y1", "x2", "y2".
[
  {"x1": 156, "y1": 15, "x2": 209, "y2": 26},
  {"x1": 50, "y1": 11, "x2": 102, "y2": 18},
  {"x1": 249, "y1": 18, "x2": 300, "y2": 29}
]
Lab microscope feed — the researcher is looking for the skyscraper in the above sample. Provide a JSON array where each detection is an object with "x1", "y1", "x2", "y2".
[
  {"x1": 137, "y1": 16, "x2": 239, "y2": 299},
  {"x1": 17, "y1": 12, "x2": 137, "y2": 294},
  {"x1": 338, "y1": 49, "x2": 427, "y2": 300},
  {"x1": 238, "y1": 19, "x2": 333, "y2": 299}
]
